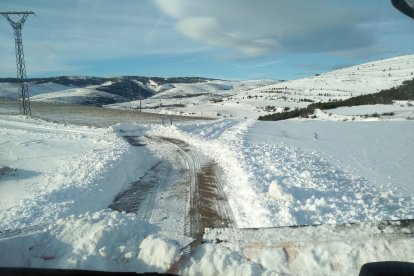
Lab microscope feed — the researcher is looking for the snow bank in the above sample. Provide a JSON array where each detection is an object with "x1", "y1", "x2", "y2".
[
  {"x1": 147, "y1": 119, "x2": 273, "y2": 228},
  {"x1": 0, "y1": 211, "x2": 181, "y2": 273},
  {"x1": 147, "y1": 118, "x2": 414, "y2": 227},
  {"x1": 138, "y1": 235, "x2": 180, "y2": 271},
  {"x1": 1, "y1": 210, "x2": 412, "y2": 275},
  {"x1": 0, "y1": 116, "x2": 157, "y2": 230},
  {"x1": 202, "y1": 221, "x2": 414, "y2": 275},
  {"x1": 180, "y1": 243, "x2": 262, "y2": 276},
  {"x1": 268, "y1": 180, "x2": 291, "y2": 202},
  {"x1": 241, "y1": 120, "x2": 414, "y2": 226}
]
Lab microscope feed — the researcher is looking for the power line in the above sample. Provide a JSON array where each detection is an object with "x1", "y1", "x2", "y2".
[{"x1": 1, "y1": 11, "x2": 35, "y2": 116}]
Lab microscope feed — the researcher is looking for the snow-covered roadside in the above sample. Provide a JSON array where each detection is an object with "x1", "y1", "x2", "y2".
[
  {"x1": 197, "y1": 221, "x2": 414, "y2": 275},
  {"x1": 1, "y1": 209, "x2": 412, "y2": 275},
  {"x1": 0, "y1": 115, "x2": 157, "y2": 230},
  {"x1": 238, "y1": 120, "x2": 414, "y2": 226},
  {"x1": 1, "y1": 115, "x2": 413, "y2": 274},
  {"x1": 0, "y1": 211, "x2": 182, "y2": 273},
  {"x1": 247, "y1": 120, "x2": 414, "y2": 195},
  {"x1": 145, "y1": 119, "x2": 414, "y2": 275},
  {"x1": 145, "y1": 119, "x2": 414, "y2": 228},
  {"x1": 147, "y1": 119, "x2": 272, "y2": 228}
]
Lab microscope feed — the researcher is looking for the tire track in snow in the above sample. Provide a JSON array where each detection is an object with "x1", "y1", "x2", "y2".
[
  {"x1": 109, "y1": 135, "x2": 234, "y2": 251},
  {"x1": 152, "y1": 137, "x2": 234, "y2": 249}
]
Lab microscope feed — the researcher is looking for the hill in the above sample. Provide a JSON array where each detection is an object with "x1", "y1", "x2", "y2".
[
  {"x1": 0, "y1": 76, "x2": 214, "y2": 105},
  {"x1": 259, "y1": 77, "x2": 414, "y2": 121}
]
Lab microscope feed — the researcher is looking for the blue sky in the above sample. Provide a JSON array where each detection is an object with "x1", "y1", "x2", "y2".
[{"x1": 0, "y1": 0, "x2": 413, "y2": 80}]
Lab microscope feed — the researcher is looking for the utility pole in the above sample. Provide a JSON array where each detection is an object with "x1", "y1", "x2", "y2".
[
  {"x1": 138, "y1": 85, "x2": 142, "y2": 112},
  {"x1": 1, "y1": 11, "x2": 35, "y2": 116}
]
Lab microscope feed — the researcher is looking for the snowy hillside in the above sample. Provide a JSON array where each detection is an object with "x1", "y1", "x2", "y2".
[
  {"x1": 250, "y1": 54, "x2": 414, "y2": 105},
  {"x1": 0, "y1": 76, "x2": 212, "y2": 105},
  {"x1": 0, "y1": 82, "x2": 74, "y2": 99},
  {"x1": 110, "y1": 54, "x2": 414, "y2": 119},
  {"x1": 111, "y1": 79, "x2": 280, "y2": 118},
  {"x1": 31, "y1": 86, "x2": 126, "y2": 105}
]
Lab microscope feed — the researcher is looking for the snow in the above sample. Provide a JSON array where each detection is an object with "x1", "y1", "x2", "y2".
[
  {"x1": 0, "y1": 211, "x2": 181, "y2": 273},
  {"x1": 0, "y1": 82, "x2": 74, "y2": 99},
  {"x1": 1, "y1": 54, "x2": 414, "y2": 274},
  {"x1": 138, "y1": 235, "x2": 180, "y2": 271},
  {"x1": 147, "y1": 119, "x2": 272, "y2": 227},
  {"x1": 149, "y1": 81, "x2": 234, "y2": 100},
  {"x1": 0, "y1": 115, "x2": 157, "y2": 229},
  {"x1": 251, "y1": 54, "x2": 414, "y2": 101},
  {"x1": 147, "y1": 119, "x2": 414, "y2": 227},
  {"x1": 1, "y1": 210, "x2": 412, "y2": 275},
  {"x1": 31, "y1": 86, "x2": 123, "y2": 104},
  {"x1": 322, "y1": 101, "x2": 414, "y2": 121},
  {"x1": 110, "y1": 79, "x2": 280, "y2": 119},
  {"x1": 109, "y1": 54, "x2": 414, "y2": 120},
  {"x1": 201, "y1": 222, "x2": 414, "y2": 275},
  {"x1": 1, "y1": 115, "x2": 413, "y2": 274},
  {"x1": 180, "y1": 243, "x2": 262, "y2": 276},
  {"x1": 247, "y1": 120, "x2": 414, "y2": 196},
  {"x1": 268, "y1": 180, "x2": 291, "y2": 201}
]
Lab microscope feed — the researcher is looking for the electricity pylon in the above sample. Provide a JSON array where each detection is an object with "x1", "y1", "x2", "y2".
[{"x1": 1, "y1": 11, "x2": 35, "y2": 116}]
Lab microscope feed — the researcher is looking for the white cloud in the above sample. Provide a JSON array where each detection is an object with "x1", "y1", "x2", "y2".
[
  {"x1": 153, "y1": 0, "x2": 376, "y2": 57},
  {"x1": 176, "y1": 17, "x2": 281, "y2": 56}
]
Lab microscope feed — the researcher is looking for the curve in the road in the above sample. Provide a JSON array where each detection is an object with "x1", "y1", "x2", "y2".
[{"x1": 109, "y1": 135, "x2": 234, "y2": 249}]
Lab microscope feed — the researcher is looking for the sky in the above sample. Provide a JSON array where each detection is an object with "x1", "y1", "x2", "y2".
[{"x1": 0, "y1": 0, "x2": 414, "y2": 80}]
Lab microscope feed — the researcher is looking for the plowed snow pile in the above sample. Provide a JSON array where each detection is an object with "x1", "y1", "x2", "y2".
[{"x1": 0, "y1": 115, "x2": 156, "y2": 229}]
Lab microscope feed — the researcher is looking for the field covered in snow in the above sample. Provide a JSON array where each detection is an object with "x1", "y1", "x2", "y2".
[
  {"x1": 1, "y1": 54, "x2": 414, "y2": 274},
  {"x1": 1, "y1": 114, "x2": 413, "y2": 274}
]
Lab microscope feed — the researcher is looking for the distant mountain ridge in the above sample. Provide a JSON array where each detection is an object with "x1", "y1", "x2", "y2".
[
  {"x1": 0, "y1": 76, "x2": 215, "y2": 105},
  {"x1": 0, "y1": 76, "x2": 214, "y2": 86},
  {"x1": 1, "y1": 54, "x2": 414, "y2": 111}
]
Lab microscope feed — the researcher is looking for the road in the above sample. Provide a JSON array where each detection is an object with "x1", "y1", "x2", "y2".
[{"x1": 109, "y1": 135, "x2": 234, "y2": 249}]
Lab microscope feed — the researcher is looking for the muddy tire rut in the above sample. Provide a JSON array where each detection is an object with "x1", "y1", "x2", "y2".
[{"x1": 109, "y1": 135, "x2": 234, "y2": 249}]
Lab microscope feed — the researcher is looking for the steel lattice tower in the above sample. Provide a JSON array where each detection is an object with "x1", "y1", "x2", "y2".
[{"x1": 1, "y1": 11, "x2": 35, "y2": 116}]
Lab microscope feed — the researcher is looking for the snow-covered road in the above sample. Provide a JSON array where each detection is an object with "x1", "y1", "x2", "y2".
[
  {"x1": 108, "y1": 134, "x2": 234, "y2": 251},
  {"x1": 1, "y1": 115, "x2": 413, "y2": 274}
]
